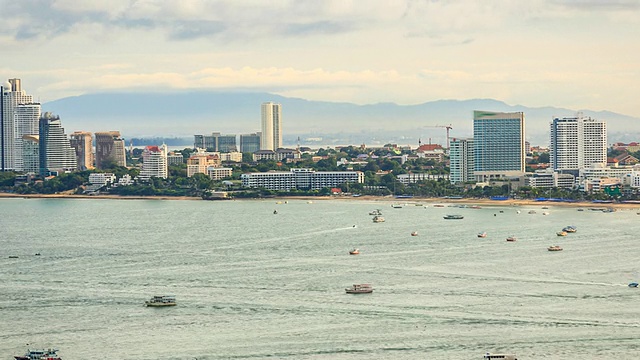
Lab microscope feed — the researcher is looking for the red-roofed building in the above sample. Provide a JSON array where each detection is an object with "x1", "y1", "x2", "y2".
[{"x1": 139, "y1": 144, "x2": 168, "y2": 180}]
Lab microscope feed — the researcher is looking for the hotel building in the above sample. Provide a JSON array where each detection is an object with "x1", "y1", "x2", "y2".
[
  {"x1": 240, "y1": 133, "x2": 261, "y2": 153},
  {"x1": 21, "y1": 135, "x2": 39, "y2": 174},
  {"x1": 13, "y1": 103, "x2": 41, "y2": 172},
  {"x1": 95, "y1": 131, "x2": 126, "y2": 169},
  {"x1": 69, "y1": 131, "x2": 94, "y2": 170},
  {"x1": 241, "y1": 168, "x2": 364, "y2": 191},
  {"x1": 473, "y1": 111, "x2": 525, "y2": 181},
  {"x1": 1, "y1": 78, "x2": 34, "y2": 171},
  {"x1": 38, "y1": 113, "x2": 77, "y2": 176},
  {"x1": 550, "y1": 115, "x2": 607, "y2": 173},
  {"x1": 139, "y1": 144, "x2": 168, "y2": 180},
  {"x1": 260, "y1": 102, "x2": 282, "y2": 151}
]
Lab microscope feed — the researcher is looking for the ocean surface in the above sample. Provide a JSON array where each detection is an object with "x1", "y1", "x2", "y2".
[{"x1": 1, "y1": 198, "x2": 639, "y2": 360}]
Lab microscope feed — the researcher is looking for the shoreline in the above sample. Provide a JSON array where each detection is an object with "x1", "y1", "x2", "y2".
[{"x1": 1, "y1": 192, "x2": 639, "y2": 209}]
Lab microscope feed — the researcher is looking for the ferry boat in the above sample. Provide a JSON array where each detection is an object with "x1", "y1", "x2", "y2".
[
  {"x1": 145, "y1": 295, "x2": 177, "y2": 307},
  {"x1": 372, "y1": 215, "x2": 385, "y2": 223},
  {"x1": 483, "y1": 353, "x2": 517, "y2": 360},
  {"x1": 443, "y1": 214, "x2": 464, "y2": 220},
  {"x1": 369, "y1": 209, "x2": 382, "y2": 215},
  {"x1": 548, "y1": 245, "x2": 563, "y2": 251},
  {"x1": 14, "y1": 349, "x2": 61, "y2": 360},
  {"x1": 506, "y1": 236, "x2": 517, "y2": 242},
  {"x1": 477, "y1": 231, "x2": 487, "y2": 238},
  {"x1": 349, "y1": 248, "x2": 360, "y2": 255},
  {"x1": 345, "y1": 284, "x2": 373, "y2": 294}
]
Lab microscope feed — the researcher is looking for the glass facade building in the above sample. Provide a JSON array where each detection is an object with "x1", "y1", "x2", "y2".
[{"x1": 473, "y1": 111, "x2": 525, "y2": 180}]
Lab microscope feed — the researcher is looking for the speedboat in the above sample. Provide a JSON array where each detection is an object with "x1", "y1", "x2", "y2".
[
  {"x1": 349, "y1": 249, "x2": 360, "y2": 255},
  {"x1": 14, "y1": 349, "x2": 61, "y2": 360},
  {"x1": 443, "y1": 214, "x2": 464, "y2": 220},
  {"x1": 477, "y1": 231, "x2": 487, "y2": 238},
  {"x1": 548, "y1": 245, "x2": 563, "y2": 251},
  {"x1": 483, "y1": 353, "x2": 518, "y2": 360},
  {"x1": 345, "y1": 284, "x2": 373, "y2": 294},
  {"x1": 145, "y1": 295, "x2": 177, "y2": 307},
  {"x1": 629, "y1": 282, "x2": 639, "y2": 288},
  {"x1": 506, "y1": 236, "x2": 517, "y2": 242}
]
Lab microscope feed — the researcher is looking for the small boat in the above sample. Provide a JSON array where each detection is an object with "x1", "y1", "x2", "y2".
[
  {"x1": 483, "y1": 353, "x2": 517, "y2": 360},
  {"x1": 392, "y1": 204, "x2": 403, "y2": 208},
  {"x1": 345, "y1": 284, "x2": 373, "y2": 294},
  {"x1": 629, "y1": 282, "x2": 639, "y2": 288},
  {"x1": 372, "y1": 215, "x2": 385, "y2": 223},
  {"x1": 411, "y1": 231, "x2": 418, "y2": 236},
  {"x1": 542, "y1": 212, "x2": 549, "y2": 216},
  {"x1": 506, "y1": 236, "x2": 517, "y2": 242},
  {"x1": 145, "y1": 295, "x2": 177, "y2": 307},
  {"x1": 556, "y1": 231, "x2": 567, "y2": 237},
  {"x1": 8, "y1": 255, "x2": 19, "y2": 259},
  {"x1": 433, "y1": 204, "x2": 445, "y2": 208},
  {"x1": 369, "y1": 209, "x2": 382, "y2": 216},
  {"x1": 516, "y1": 210, "x2": 521, "y2": 214},
  {"x1": 273, "y1": 210, "x2": 278, "y2": 214},
  {"x1": 528, "y1": 210, "x2": 536, "y2": 214},
  {"x1": 14, "y1": 349, "x2": 62, "y2": 360},
  {"x1": 548, "y1": 245, "x2": 563, "y2": 251},
  {"x1": 349, "y1": 249, "x2": 360, "y2": 255},
  {"x1": 443, "y1": 214, "x2": 464, "y2": 220},
  {"x1": 470, "y1": 205, "x2": 482, "y2": 209},
  {"x1": 562, "y1": 226, "x2": 577, "y2": 233},
  {"x1": 577, "y1": 208, "x2": 584, "y2": 211},
  {"x1": 477, "y1": 231, "x2": 487, "y2": 238},
  {"x1": 542, "y1": 206, "x2": 549, "y2": 209}
]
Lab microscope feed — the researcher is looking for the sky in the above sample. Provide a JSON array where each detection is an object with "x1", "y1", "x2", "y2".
[{"x1": 1, "y1": 0, "x2": 639, "y2": 116}]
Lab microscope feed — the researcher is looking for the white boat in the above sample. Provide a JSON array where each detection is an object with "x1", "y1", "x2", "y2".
[
  {"x1": 506, "y1": 236, "x2": 517, "y2": 242},
  {"x1": 349, "y1": 248, "x2": 360, "y2": 255},
  {"x1": 528, "y1": 210, "x2": 536, "y2": 214},
  {"x1": 477, "y1": 231, "x2": 487, "y2": 238},
  {"x1": 372, "y1": 215, "x2": 385, "y2": 223},
  {"x1": 14, "y1": 349, "x2": 61, "y2": 360},
  {"x1": 443, "y1": 214, "x2": 464, "y2": 220},
  {"x1": 483, "y1": 353, "x2": 518, "y2": 360},
  {"x1": 410, "y1": 231, "x2": 418, "y2": 236},
  {"x1": 369, "y1": 209, "x2": 382, "y2": 215},
  {"x1": 548, "y1": 245, "x2": 563, "y2": 251},
  {"x1": 145, "y1": 295, "x2": 176, "y2": 307},
  {"x1": 345, "y1": 284, "x2": 373, "y2": 294}
]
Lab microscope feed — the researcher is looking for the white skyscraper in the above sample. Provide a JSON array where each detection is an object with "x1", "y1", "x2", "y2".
[
  {"x1": 260, "y1": 102, "x2": 282, "y2": 151},
  {"x1": 139, "y1": 144, "x2": 168, "y2": 180},
  {"x1": 38, "y1": 112, "x2": 77, "y2": 176},
  {"x1": 1, "y1": 78, "x2": 34, "y2": 171},
  {"x1": 550, "y1": 115, "x2": 607, "y2": 172},
  {"x1": 449, "y1": 138, "x2": 474, "y2": 184},
  {"x1": 13, "y1": 103, "x2": 41, "y2": 172}
]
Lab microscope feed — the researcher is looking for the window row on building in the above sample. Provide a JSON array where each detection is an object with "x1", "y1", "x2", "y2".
[{"x1": 241, "y1": 169, "x2": 364, "y2": 190}]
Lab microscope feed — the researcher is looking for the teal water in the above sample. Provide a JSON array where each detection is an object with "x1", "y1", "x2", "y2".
[{"x1": 1, "y1": 198, "x2": 639, "y2": 359}]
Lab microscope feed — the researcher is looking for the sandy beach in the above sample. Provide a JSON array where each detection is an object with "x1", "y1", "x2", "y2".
[{"x1": 1, "y1": 192, "x2": 639, "y2": 210}]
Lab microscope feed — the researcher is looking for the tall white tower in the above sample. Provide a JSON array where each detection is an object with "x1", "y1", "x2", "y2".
[
  {"x1": 550, "y1": 114, "x2": 607, "y2": 172},
  {"x1": 1, "y1": 78, "x2": 34, "y2": 171},
  {"x1": 14, "y1": 103, "x2": 41, "y2": 172},
  {"x1": 260, "y1": 102, "x2": 282, "y2": 151}
]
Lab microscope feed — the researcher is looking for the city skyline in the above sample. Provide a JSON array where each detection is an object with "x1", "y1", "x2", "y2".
[{"x1": 0, "y1": 1, "x2": 639, "y2": 119}]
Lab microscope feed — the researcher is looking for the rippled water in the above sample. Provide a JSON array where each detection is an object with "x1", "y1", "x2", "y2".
[{"x1": 1, "y1": 198, "x2": 640, "y2": 360}]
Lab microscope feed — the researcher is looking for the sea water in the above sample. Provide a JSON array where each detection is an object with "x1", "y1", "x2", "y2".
[{"x1": 1, "y1": 198, "x2": 639, "y2": 359}]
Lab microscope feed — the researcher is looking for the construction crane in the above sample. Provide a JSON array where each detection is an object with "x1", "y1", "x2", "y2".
[{"x1": 421, "y1": 124, "x2": 453, "y2": 149}]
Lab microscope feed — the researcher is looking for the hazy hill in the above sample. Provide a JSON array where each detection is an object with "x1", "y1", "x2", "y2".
[{"x1": 43, "y1": 91, "x2": 640, "y2": 146}]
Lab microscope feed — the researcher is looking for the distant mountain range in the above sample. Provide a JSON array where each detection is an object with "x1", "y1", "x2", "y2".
[{"x1": 43, "y1": 91, "x2": 640, "y2": 147}]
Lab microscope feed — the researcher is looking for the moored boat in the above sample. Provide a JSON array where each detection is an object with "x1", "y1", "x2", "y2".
[
  {"x1": 562, "y1": 225, "x2": 577, "y2": 233},
  {"x1": 345, "y1": 284, "x2": 373, "y2": 294},
  {"x1": 483, "y1": 353, "x2": 518, "y2": 360},
  {"x1": 145, "y1": 295, "x2": 176, "y2": 307},
  {"x1": 369, "y1": 209, "x2": 382, "y2": 216},
  {"x1": 556, "y1": 231, "x2": 567, "y2": 236},
  {"x1": 506, "y1": 236, "x2": 517, "y2": 242},
  {"x1": 372, "y1": 215, "x2": 385, "y2": 223},
  {"x1": 14, "y1": 349, "x2": 61, "y2": 360},
  {"x1": 548, "y1": 245, "x2": 563, "y2": 251},
  {"x1": 528, "y1": 210, "x2": 536, "y2": 214},
  {"x1": 349, "y1": 248, "x2": 360, "y2": 255},
  {"x1": 477, "y1": 231, "x2": 487, "y2": 238},
  {"x1": 443, "y1": 214, "x2": 464, "y2": 220},
  {"x1": 629, "y1": 282, "x2": 639, "y2": 288}
]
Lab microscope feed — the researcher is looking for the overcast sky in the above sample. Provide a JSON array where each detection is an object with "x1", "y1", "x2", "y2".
[{"x1": 1, "y1": 0, "x2": 639, "y2": 116}]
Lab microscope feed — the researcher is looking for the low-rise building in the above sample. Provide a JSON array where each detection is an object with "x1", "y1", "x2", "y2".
[
  {"x1": 524, "y1": 170, "x2": 575, "y2": 189},
  {"x1": 167, "y1": 152, "x2": 184, "y2": 165},
  {"x1": 207, "y1": 166, "x2": 233, "y2": 180},
  {"x1": 396, "y1": 173, "x2": 449, "y2": 185},
  {"x1": 219, "y1": 152, "x2": 242, "y2": 163},
  {"x1": 241, "y1": 169, "x2": 364, "y2": 190},
  {"x1": 86, "y1": 173, "x2": 116, "y2": 192},
  {"x1": 187, "y1": 150, "x2": 221, "y2": 177}
]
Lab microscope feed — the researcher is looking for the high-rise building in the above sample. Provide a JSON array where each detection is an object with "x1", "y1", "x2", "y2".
[
  {"x1": 139, "y1": 144, "x2": 168, "y2": 180},
  {"x1": 1, "y1": 78, "x2": 34, "y2": 171},
  {"x1": 260, "y1": 102, "x2": 282, "y2": 151},
  {"x1": 240, "y1": 133, "x2": 261, "y2": 153},
  {"x1": 550, "y1": 115, "x2": 607, "y2": 173},
  {"x1": 13, "y1": 103, "x2": 41, "y2": 172},
  {"x1": 449, "y1": 138, "x2": 474, "y2": 184},
  {"x1": 38, "y1": 112, "x2": 77, "y2": 176},
  {"x1": 194, "y1": 133, "x2": 237, "y2": 152},
  {"x1": 69, "y1": 131, "x2": 94, "y2": 171},
  {"x1": 22, "y1": 134, "x2": 39, "y2": 174},
  {"x1": 473, "y1": 111, "x2": 525, "y2": 181},
  {"x1": 95, "y1": 131, "x2": 126, "y2": 169}
]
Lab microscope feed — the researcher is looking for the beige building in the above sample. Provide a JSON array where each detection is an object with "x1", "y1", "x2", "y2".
[
  {"x1": 69, "y1": 131, "x2": 94, "y2": 170},
  {"x1": 95, "y1": 131, "x2": 126, "y2": 169},
  {"x1": 207, "y1": 166, "x2": 233, "y2": 180},
  {"x1": 187, "y1": 151, "x2": 221, "y2": 177}
]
